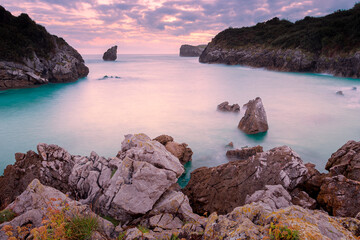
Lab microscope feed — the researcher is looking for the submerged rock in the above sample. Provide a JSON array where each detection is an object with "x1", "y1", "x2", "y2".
[
  {"x1": 238, "y1": 97, "x2": 269, "y2": 134},
  {"x1": 217, "y1": 101, "x2": 240, "y2": 112},
  {"x1": 336, "y1": 90, "x2": 344, "y2": 95},
  {"x1": 103, "y1": 45, "x2": 118, "y2": 61},
  {"x1": 183, "y1": 146, "x2": 308, "y2": 215},
  {"x1": 226, "y1": 145, "x2": 263, "y2": 160},
  {"x1": 179, "y1": 44, "x2": 206, "y2": 57}
]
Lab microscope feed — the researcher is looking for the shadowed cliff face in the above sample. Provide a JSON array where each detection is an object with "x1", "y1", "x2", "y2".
[
  {"x1": 200, "y1": 3, "x2": 360, "y2": 78},
  {"x1": 0, "y1": 5, "x2": 89, "y2": 90}
]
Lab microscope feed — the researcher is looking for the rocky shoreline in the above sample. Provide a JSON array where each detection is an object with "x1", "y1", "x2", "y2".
[
  {"x1": 0, "y1": 6, "x2": 89, "y2": 90},
  {"x1": 199, "y1": 45, "x2": 360, "y2": 78},
  {"x1": 0, "y1": 134, "x2": 360, "y2": 239}
]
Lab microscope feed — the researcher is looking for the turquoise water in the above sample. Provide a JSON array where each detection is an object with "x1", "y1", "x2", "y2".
[{"x1": 1, "y1": 54, "x2": 360, "y2": 186}]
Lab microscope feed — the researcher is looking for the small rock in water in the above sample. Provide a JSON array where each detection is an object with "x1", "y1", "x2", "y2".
[
  {"x1": 352, "y1": 87, "x2": 357, "y2": 91},
  {"x1": 226, "y1": 142, "x2": 234, "y2": 148},
  {"x1": 238, "y1": 97, "x2": 268, "y2": 134},
  {"x1": 336, "y1": 91, "x2": 344, "y2": 96},
  {"x1": 103, "y1": 45, "x2": 117, "y2": 61},
  {"x1": 98, "y1": 75, "x2": 121, "y2": 80},
  {"x1": 217, "y1": 101, "x2": 240, "y2": 112}
]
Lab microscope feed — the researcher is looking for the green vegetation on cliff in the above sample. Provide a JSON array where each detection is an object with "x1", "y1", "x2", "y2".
[
  {"x1": 212, "y1": 3, "x2": 360, "y2": 55},
  {"x1": 0, "y1": 5, "x2": 66, "y2": 63}
]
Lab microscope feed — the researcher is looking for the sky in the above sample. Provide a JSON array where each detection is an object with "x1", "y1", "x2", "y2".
[{"x1": 1, "y1": 0, "x2": 358, "y2": 54}]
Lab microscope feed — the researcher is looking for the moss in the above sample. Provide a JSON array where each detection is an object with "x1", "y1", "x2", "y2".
[
  {"x1": 137, "y1": 225, "x2": 149, "y2": 234},
  {"x1": 101, "y1": 215, "x2": 120, "y2": 226},
  {"x1": 0, "y1": 209, "x2": 16, "y2": 224}
]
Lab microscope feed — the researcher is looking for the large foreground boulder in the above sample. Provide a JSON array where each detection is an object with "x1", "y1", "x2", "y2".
[
  {"x1": 103, "y1": 45, "x2": 117, "y2": 61},
  {"x1": 238, "y1": 97, "x2": 269, "y2": 134},
  {"x1": 183, "y1": 146, "x2": 308, "y2": 215}
]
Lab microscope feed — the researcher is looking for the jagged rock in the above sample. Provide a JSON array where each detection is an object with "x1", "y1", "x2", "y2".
[
  {"x1": 301, "y1": 163, "x2": 328, "y2": 199},
  {"x1": 103, "y1": 46, "x2": 117, "y2": 61},
  {"x1": 290, "y1": 188, "x2": 317, "y2": 209},
  {"x1": 245, "y1": 185, "x2": 292, "y2": 211},
  {"x1": 179, "y1": 44, "x2": 206, "y2": 57},
  {"x1": 0, "y1": 6, "x2": 88, "y2": 90},
  {"x1": 325, "y1": 140, "x2": 360, "y2": 181},
  {"x1": 226, "y1": 145, "x2": 263, "y2": 160},
  {"x1": 238, "y1": 97, "x2": 269, "y2": 134},
  {"x1": 317, "y1": 175, "x2": 360, "y2": 217},
  {"x1": 183, "y1": 146, "x2": 308, "y2": 215},
  {"x1": 154, "y1": 134, "x2": 193, "y2": 165},
  {"x1": 217, "y1": 101, "x2": 240, "y2": 112},
  {"x1": 0, "y1": 179, "x2": 114, "y2": 239},
  {"x1": 149, "y1": 213, "x2": 183, "y2": 229},
  {"x1": 202, "y1": 202, "x2": 360, "y2": 240}
]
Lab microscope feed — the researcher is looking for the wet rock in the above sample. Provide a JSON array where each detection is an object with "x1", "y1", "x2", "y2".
[
  {"x1": 245, "y1": 185, "x2": 292, "y2": 211},
  {"x1": 336, "y1": 90, "x2": 344, "y2": 95},
  {"x1": 226, "y1": 142, "x2": 234, "y2": 148},
  {"x1": 217, "y1": 101, "x2": 240, "y2": 112},
  {"x1": 179, "y1": 44, "x2": 206, "y2": 57},
  {"x1": 103, "y1": 45, "x2": 117, "y2": 61},
  {"x1": 326, "y1": 140, "x2": 360, "y2": 181},
  {"x1": 226, "y1": 145, "x2": 263, "y2": 160},
  {"x1": 238, "y1": 97, "x2": 269, "y2": 134},
  {"x1": 317, "y1": 175, "x2": 360, "y2": 217},
  {"x1": 153, "y1": 134, "x2": 174, "y2": 145},
  {"x1": 183, "y1": 146, "x2": 308, "y2": 215}
]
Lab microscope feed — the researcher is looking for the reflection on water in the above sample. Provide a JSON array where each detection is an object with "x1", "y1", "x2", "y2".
[{"x1": 1, "y1": 54, "x2": 360, "y2": 186}]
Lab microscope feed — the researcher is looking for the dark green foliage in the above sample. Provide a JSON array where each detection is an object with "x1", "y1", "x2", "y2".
[
  {"x1": 211, "y1": 3, "x2": 360, "y2": 55},
  {"x1": 0, "y1": 5, "x2": 58, "y2": 63},
  {"x1": 0, "y1": 209, "x2": 16, "y2": 224},
  {"x1": 65, "y1": 215, "x2": 98, "y2": 240},
  {"x1": 268, "y1": 222, "x2": 300, "y2": 240}
]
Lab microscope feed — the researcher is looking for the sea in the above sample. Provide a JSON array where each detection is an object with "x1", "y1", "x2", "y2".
[{"x1": 1, "y1": 54, "x2": 360, "y2": 186}]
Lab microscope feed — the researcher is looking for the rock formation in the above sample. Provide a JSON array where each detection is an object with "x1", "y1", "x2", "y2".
[
  {"x1": 217, "y1": 101, "x2": 240, "y2": 112},
  {"x1": 226, "y1": 145, "x2": 263, "y2": 160},
  {"x1": 183, "y1": 146, "x2": 308, "y2": 215},
  {"x1": 238, "y1": 97, "x2": 269, "y2": 134},
  {"x1": 0, "y1": 6, "x2": 89, "y2": 90},
  {"x1": 154, "y1": 134, "x2": 193, "y2": 165},
  {"x1": 179, "y1": 44, "x2": 206, "y2": 57},
  {"x1": 103, "y1": 46, "x2": 118, "y2": 61},
  {"x1": 199, "y1": 4, "x2": 360, "y2": 78}
]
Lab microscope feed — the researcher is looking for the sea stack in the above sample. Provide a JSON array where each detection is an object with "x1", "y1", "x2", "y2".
[
  {"x1": 103, "y1": 45, "x2": 118, "y2": 61},
  {"x1": 238, "y1": 97, "x2": 269, "y2": 134}
]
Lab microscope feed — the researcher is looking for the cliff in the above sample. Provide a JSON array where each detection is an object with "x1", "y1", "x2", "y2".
[
  {"x1": 0, "y1": 6, "x2": 89, "y2": 90},
  {"x1": 180, "y1": 44, "x2": 206, "y2": 57},
  {"x1": 200, "y1": 3, "x2": 360, "y2": 78}
]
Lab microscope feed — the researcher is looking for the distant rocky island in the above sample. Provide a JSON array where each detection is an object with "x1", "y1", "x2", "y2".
[
  {"x1": 179, "y1": 44, "x2": 206, "y2": 57},
  {"x1": 200, "y1": 3, "x2": 360, "y2": 78},
  {"x1": 0, "y1": 6, "x2": 89, "y2": 90},
  {"x1": 103, "y1": 45, "x2": 118, "y2": 61}
]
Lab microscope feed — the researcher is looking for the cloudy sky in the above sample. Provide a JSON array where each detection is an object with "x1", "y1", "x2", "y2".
[{"x1": 1, "y1": 0, "x2": 358, "y2": 54}]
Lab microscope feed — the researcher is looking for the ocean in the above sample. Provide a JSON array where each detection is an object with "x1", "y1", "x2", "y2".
[{"x1": 1, "y1": 54, "x2": 360, "y2": 186}]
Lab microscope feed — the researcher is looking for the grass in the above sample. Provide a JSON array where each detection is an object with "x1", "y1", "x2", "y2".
[
  {"x1": 65, "y1": 215, "x2": 98, "y2": 240},
  {"x1": 137, "y1": 225, "x2": 149, "y2": 234},
  {"x1": 0, "y1": 209, "x2": 16, "y2": 224}
]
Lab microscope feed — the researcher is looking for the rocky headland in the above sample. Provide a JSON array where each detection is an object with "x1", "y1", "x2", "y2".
[
  {"x1": 0, "y1": 134, "x2": 360, "y2": 239},
  {"x1": 0, "y1": 6, "x2": 89, "y2": 90},
  {"x1": 103, "y1": 46, "x2": 118, "y2": 61},
  {"x1": 179, "y1": 44, "x2": 206, "y2": 57},
  {"x1": 200, "y1": 3, "x2": 360, "y2": 78}
]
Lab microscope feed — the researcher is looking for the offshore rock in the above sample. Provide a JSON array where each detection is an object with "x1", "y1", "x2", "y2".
[
  {"x1": 103, "y1": 45, "x2": 118, "y2": 61},
  {"x1": 183, "y1": 146, "x2": 308, "y2": 215},
  {"x1": 226, "y1": 145, "x2": 263, "y2": 160},
  {"x1": 154, "y1": 134, "x2": 193, "y2": 165},
  {"x1": 0, "y1": 6, "x2": 88, "y2": 90},
  {"x1": 325, "y1": 140, "x2": 360, "y2": 181},
  {"x1": 217, "y1": 101, "x2": 240, "y2": 112},
  {"x1": 179, "y1": 44, "x2": 206, "y2": 57},
  {"x1": 238, "y1": 97, "x2": 269, "y2": 134}
]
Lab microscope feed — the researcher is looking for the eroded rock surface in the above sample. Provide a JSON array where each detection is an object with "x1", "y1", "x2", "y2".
[
  {"x1": 226, "y1": 145, "x2": 263, "y2": 160},
  {"x1": 238, "y1": 97, "x2": 269, "y2": 134},
  {"x1": 183, "y1": 146, "x2": 308, "y2": 215}
]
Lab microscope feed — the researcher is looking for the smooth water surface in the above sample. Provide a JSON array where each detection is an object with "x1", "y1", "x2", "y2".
[{"x1": 1, "y1": 54, "x2": 360, "y2": 185}]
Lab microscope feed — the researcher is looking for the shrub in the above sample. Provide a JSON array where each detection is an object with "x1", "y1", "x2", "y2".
[
  {"x1": 267, "y1": 222, "x2": 300, "y2": 240},
  {"x1": 65, "y1": 215, "x2": 98, "y2": 240},
  {"x1": 0, "y1": 209, "x2": 16, "y2": 224}
]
